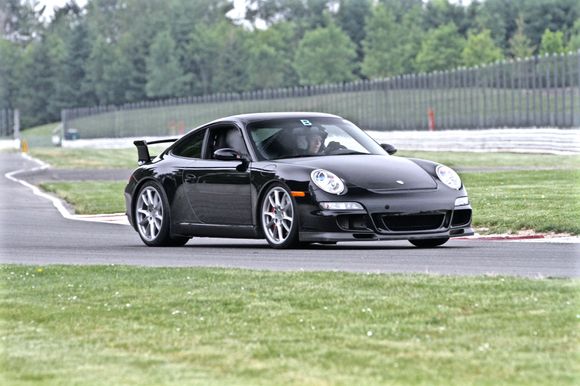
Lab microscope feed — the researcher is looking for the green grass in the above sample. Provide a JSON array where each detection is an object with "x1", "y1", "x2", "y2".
[
  {"x1": 39, "y1": 169, "x2": 580, "y2": 234},
  {"x1": 464, "y1": 170, "x2": 580, "y2": 234},
  {"x1": 1, "y1": 265, "x2": 578, "y2": 385},
  {"x1": 40, "y1": 181, "x2": 126, "y2": 214},
  {"x1": 28, "y1": 145, "x2": 168, "y2": 169},
  {"x1": 397, "y1": 151, "x2": 580, "y2": 170}
]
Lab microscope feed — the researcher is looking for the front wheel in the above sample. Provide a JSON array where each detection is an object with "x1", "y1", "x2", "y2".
[
  {"x1": 135, "y1": 181, "x2": 189, "y2": 247},
  {"x1": 409, "y1": 238, "x2": 449, "y2": 248},
  {"x1": 260, "y1": 184, "x2": 299, "y2": 249}
]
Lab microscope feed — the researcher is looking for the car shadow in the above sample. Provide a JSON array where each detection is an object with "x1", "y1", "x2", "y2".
[{"x1": 178, "y1": 242, "x2": 471, "y2": 251}]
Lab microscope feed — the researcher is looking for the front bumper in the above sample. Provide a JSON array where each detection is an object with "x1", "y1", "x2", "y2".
[{"x1": 296, "y1": 187, "x2": 474, "y2": 242}]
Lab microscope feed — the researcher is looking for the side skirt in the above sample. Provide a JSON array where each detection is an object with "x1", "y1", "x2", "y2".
[{"x1": 175, "y1": 223, "x2": 260, "y2": 239}]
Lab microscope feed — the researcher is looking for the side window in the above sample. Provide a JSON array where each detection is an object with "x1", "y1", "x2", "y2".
[
  {"x1": 171, "y1": 129, "x2": 206, "y2": 158},
  {"x1": 207, "y1": 126, "x2": 249, "y2": 159}
]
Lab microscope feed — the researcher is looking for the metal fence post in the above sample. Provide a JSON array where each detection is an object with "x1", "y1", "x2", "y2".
[{"x1": 13, "y1": 109, "x2": 20, "y2": 139}]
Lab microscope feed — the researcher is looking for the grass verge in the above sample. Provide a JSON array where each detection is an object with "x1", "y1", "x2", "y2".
[
  {"x1": 463, "y1": 169, "x2": 580, "y2": 234},
  {"x1": 28, "y1": 145, "x2": 168, "y2": 169},
  {"x1": 39, "y1": 169, "x2": 580, "y2": 234},
  {"x1": 40, "y1": 181, "x2": 126, "y2": 214},
  {"x1": 397, "y1": 151, "x2": 580, "y2": 170},
  {"x1": 1, "y1": 265, "x2": 578, "y2": 385}
]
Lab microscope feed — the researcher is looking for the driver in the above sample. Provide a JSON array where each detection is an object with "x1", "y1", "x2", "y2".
[{"x1": 305, "y1": 127, "x2": 327, "y2": 155}]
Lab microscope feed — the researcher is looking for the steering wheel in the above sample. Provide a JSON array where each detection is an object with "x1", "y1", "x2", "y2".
[{"x1": 323, "y1": 141, "x2": 347, "y2": 154}]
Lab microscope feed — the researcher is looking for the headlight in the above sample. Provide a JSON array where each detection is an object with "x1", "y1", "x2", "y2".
[
  {"x1": 436, "y1": 165, "x2": 462, "y2": 190},
  {"x1": 311, "y1": 169, "x2": 345, "y2": 195}
]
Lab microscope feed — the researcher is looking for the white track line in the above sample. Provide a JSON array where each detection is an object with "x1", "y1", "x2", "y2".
[{"x1": 4, "y1": 153, "x2": 129, "y2": 226}]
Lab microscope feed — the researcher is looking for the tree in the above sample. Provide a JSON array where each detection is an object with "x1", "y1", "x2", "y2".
[
  {"x1": 462, "y1": 29, "x2": 503, "y2": 66},
  {"x1": 293, "y1": 22, "x2": 357, "y2": 85},
  {"x1": 422, "y1": 0, "x2": 474, "y2": 36},
  {"x1": 0, "y1": 39, "x2": 21, "y2": 110},
  {"x1": 0, "y1": 0, "x2": 44, "y2": 42},
  {"x1": 246, "y1": 23, "x2": 298, "y2": 89},
  {"x1": 84, "y1": 36, "x2": 132, "y2": 105},
  {"x1": 509, "y1": 16, "x2": 534, "y2": 58},
  {"x1": 416, "y1": 23, "x2": 465, "y2": 72},
  {"x1": 51, "y1": 17, "x2": 92, "y2": 111},
  {"x1": 336, "y1": 0, "x2": 372, "y2": 62},
  {"x1": 567, "y1": 19, "x2": 580, "y2": 51},
  {"x1": 17, "y1": 41, "x2": 57, "y2": 126},
  {"x1": 539, "y1": 29, "x2": 566, "y2": 55},
  {"x1": 362, "y1": 4, "x2": 424, "y2": 78},
  {"x1": 521, "y1": 0, "x2": 579, "y2": 51},
  {"x1": 145, "y1": 31, "x2": 190, "y2": 98},
  {"x1": 361, "y1": 5, "x2": 401, "y2": 77}
]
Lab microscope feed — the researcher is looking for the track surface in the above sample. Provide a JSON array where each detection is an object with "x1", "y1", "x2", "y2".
[{"x1": 1, "y1": 153, "x2": 578, "y2": 277}]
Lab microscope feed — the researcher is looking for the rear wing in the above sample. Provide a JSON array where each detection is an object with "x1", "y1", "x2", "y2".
[{"x1": 133, "y1": 138, "x2": 178, "y2": 165}]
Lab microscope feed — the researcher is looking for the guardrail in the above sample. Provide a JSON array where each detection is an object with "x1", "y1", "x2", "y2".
[{"x1": 62, "y1": 51, "x2": 580, "y2": 139}]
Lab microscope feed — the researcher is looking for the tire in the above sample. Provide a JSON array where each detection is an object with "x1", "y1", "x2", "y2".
[
  {"x1": 134, "y1": 181, "x2": 189, "y2": 247},
  {"x1": 260, "y1": 184, "x2": 300, "y2": 249},
  {"x1": 409, "y1": 238, "x2": 449, "y2": 248}
]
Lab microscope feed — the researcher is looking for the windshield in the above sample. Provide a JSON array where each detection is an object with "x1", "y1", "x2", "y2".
[{"x1": 247, "y1": 117, "x2": 386, "y2": 161}]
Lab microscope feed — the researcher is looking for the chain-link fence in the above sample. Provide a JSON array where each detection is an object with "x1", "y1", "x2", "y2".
[
  {"x1": 0, "y1": 109, "x2": 15, "y2": 138},
  {"x1": 62, "y1": 51, "x2": 580, "y2": 139}
]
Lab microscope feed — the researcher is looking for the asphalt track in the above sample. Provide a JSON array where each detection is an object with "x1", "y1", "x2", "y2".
[{"x1": 1, "y1": 153, "x2": 578, "y2": 277}]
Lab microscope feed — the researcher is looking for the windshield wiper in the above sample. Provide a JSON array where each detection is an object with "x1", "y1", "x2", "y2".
[{"x1": 328, "y1": 150, "x2": 367, "y2": 156}]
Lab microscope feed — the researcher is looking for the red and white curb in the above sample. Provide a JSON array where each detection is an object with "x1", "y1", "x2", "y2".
[
  {"x1": 458, "y1": 234, "x2": 579, "y2": 244},
  {"x1": 5, "y1": 153, "x2": 579, "y2": 241}
]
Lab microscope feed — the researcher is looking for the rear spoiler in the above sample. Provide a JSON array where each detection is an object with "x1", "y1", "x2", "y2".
[{"x1": 133, "y1": 138, "x2": 178, "y2": 165}]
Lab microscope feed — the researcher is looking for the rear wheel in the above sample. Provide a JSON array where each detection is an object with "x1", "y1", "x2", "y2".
[
  {"x1": 135, "y1": 182, "x2": 189, "y2": 247},
  {"x1": 409, "y1": 238, "x2": 449, "y2": 248},
  {"x1": 261, "y1": 184, "x2": 299, "y2": 249}
]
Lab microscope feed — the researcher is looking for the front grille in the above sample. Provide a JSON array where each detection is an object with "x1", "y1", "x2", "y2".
[
  {"x1": 378, "y1": 213, "x2": 447, "y2": 232},
  {"x1": 451, "y1": 209, "x2": 472, "y2": 227}
]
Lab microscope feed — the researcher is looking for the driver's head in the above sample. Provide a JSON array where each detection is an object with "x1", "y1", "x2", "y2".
[{"x1": 306, "y1": 127, "x2": 327, "y2": 154}]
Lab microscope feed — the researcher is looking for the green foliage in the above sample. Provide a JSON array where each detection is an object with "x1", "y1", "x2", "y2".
[
  {"x1": 567, "y1": 19, "x2": 580, "y2": 51},
  {"x1": 2, "y1": 0, "x2": 579, "y2": 127},
  {"x1": 0, "y1": 39, "x2": 20, "y2": 110},
  {"x1": 540, "y1": 29, "x2": 566, "y2": 55},
  {"x1": 509, "y1": 16, "x2": 535, "y2": 59},
  {"x1": 84, "y1": 36, "x2": 132, "y2": 105},
  {"x1": 416, "y1": 23, "x2": 465, "y2": 72},
  {"x1": 361, "y1": 4, "x2": 423, "y2": 77},
  {"x1": 462, "y1": 29, "x2": 504, "y2": 66},
  {"x1": 17, "y1": 41, "x2": 57, "y2": 127},
  {"x1": 294, "y1": 22, "x2": 357, "y2": 85},
  {"x1": 145, "y1": 31, "x2": 190, "y2": 98},
  {"x1": 336, "y1": 0, "x2": 372, "y2": 62}
]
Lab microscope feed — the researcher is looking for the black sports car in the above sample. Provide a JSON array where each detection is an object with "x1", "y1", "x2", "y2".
[{"x1": 125, "y1": 112, "x2": 473, "y2": 249}]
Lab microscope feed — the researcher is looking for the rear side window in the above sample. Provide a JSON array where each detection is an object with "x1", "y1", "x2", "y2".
[{"x1": 171, "y1": 129, "x2": 206, "y2": 158}]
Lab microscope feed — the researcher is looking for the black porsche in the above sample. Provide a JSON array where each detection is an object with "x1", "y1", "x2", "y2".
[{"x1": 125, "y1": 112, "x2": 473, "y2": 249}]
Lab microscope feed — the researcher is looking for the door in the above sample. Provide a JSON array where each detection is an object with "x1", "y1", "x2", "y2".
[{"x1": 183, "y1": 124, "x2": 253, "y2": 225}]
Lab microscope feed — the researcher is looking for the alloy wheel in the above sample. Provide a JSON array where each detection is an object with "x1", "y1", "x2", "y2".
[
  {"x1": 261, "y1": 187, "x2": 294, "y2": 245},
  {"x1": 136, "y1": 186, "x2": 164, "y2": 242}
]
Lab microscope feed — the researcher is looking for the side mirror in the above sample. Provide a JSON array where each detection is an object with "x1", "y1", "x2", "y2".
[
  {"x1": 380, "y1": 143, "x2": 397, "y2": 155},
  {"x1": 214, "y1": 148, "x2": 242, "y2": 161}
]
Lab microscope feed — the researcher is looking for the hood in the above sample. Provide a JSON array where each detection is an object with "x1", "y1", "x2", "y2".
[{"x1": 278, "y1": 155, "x2": 437, "y2": 191}]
